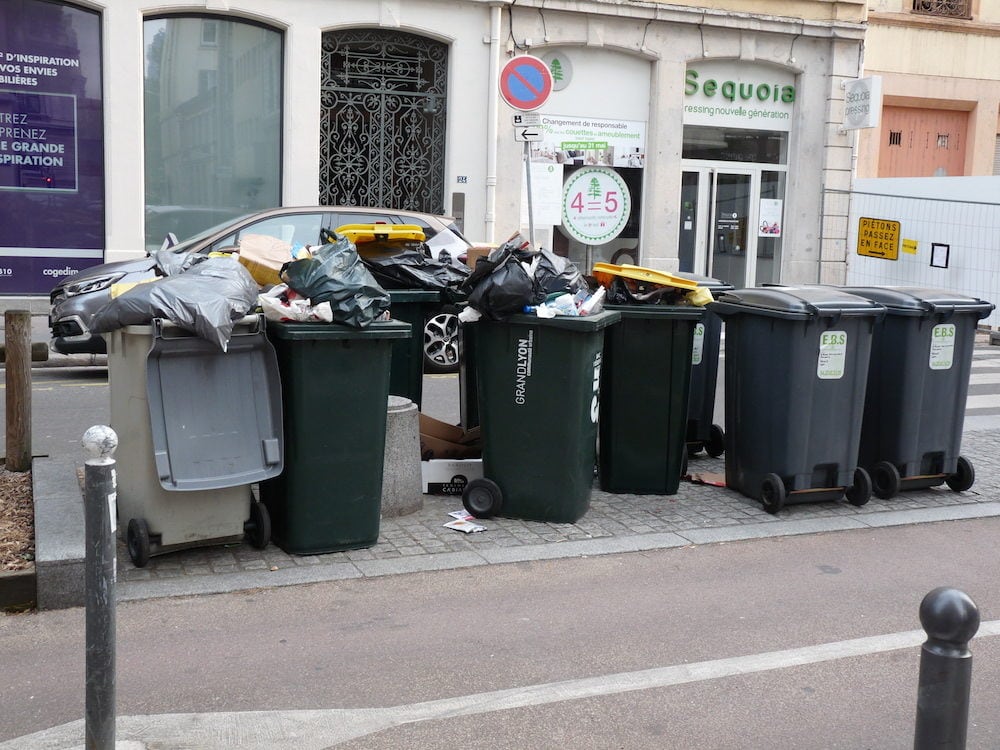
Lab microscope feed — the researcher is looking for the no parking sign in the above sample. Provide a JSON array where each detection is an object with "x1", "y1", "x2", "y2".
[{"x1": 499, "y1": 55, "x2": 553, "y2": 112}]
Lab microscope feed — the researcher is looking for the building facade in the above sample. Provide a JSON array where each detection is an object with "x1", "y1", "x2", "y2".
[
  {"x1": 858, "y1": 0, "x2": 1000, "y2": 178},
  {"x1": 0, "y1": 0, "x2": 868, "y2": 296}
]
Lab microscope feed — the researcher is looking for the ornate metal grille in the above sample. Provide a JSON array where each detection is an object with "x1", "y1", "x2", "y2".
[
  {"x1": 912, "y1": 0, "x2": 971, "y2": 18},
  {"x1": 320, "y1": 30, "x2": 448, "y2": 214}
]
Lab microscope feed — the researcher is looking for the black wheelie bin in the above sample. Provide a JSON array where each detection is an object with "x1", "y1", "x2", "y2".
[
  {"x1": 710, "y1": 286, "x2": 884, "y2": 513},
  {"x1": 674, "y1": 272, "x2": 734, "y2": 457},
  {"x1": 461, "y1": 310, "x2": 621, "y2": 523},
  {"x1": 840, "y1": 286, "x2": 993, "y2": 498}
]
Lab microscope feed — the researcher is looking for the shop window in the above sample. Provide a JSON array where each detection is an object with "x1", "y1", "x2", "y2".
[
  {"x1": 682, "y1": 126, "x2": 788, "y2": 165},
  {"x1": 143, "y1": 16, "x2": 282, "y2": 250},
  {"x1": 912, "y1": 0, "x2": 971, "y2": 19}
]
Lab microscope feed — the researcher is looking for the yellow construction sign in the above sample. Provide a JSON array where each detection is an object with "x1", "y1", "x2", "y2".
[{"x1": 857, "y1": 217, "x2": 900, "y2": 260}]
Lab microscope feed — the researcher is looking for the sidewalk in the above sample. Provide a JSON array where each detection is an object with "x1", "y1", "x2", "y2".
[
  {"x1": 21, "y1": 319, "x2": 1000, "y2": 609},
  {"x1": 107, "y1": 433, "x2": 1000, "y2": 603}
]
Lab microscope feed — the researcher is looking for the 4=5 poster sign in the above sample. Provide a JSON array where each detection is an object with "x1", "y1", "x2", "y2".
[{"x1": 561, "y1": 166, "x2": 631, "y2": 245}]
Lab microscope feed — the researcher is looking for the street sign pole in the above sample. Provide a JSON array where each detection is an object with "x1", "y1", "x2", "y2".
[
  {"x1": 524, "y1": 141, "x2": 535, "y2": 247},
  {"x1": 499, "y1": 57, "x2": 552, "y2": 251}
]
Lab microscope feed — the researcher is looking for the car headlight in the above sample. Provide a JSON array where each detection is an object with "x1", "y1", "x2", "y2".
[{"x1": 63, "y1": 272, "x2": 127, "y2": 297}]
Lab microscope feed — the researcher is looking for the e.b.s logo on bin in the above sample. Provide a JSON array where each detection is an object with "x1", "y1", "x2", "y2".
[
  {"x1": 590, "y1": 351, "x2": 602, "y2": 423},
  {"x1": 817, "y1": 330, "x2": 847, "y2": 380},
  {"x1": 930, "y1": 323, "x2": 956, "y2": 371}
]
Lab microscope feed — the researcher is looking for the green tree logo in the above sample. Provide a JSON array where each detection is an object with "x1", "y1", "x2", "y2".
[
  {"x1": 550, "y1": 59, "x2": 564, "y2": 82},
  {"x1": 587, "y1": 178, "x2": 602, "y2": 199}
]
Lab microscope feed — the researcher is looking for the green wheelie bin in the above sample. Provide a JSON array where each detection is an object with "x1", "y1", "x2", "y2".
[
  {"x1": 598, "y1": 305, "x2": 704, "y2": 495},
  {"x1": 386, "y1": 289, "x2": 441, "y2": 407},
  {"x1": 260, "y1": 319, "x2": 410, "y2": 554},
  {"x1": 461, "y1": 310, "x2": 621, "y2": 523},
  {"x1": 840, "y1": 286, "x2": 993, "y2": 498},
  {"x1": 710, "y1": 286, "x2": 884, "y2": 513}
]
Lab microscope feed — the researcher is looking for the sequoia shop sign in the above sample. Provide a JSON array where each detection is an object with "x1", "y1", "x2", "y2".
[
  {"x1": 0, "y1": 0, "x2": 105, "y2": 294},
  {"x1": 683, "y1": 62, "x2": 795, "y2": 131}
]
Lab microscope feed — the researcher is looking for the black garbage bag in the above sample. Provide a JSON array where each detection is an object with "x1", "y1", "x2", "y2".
[
  {"x1": 534, "y1": 249, "x2": 587, "y2": 296},
  {"x1": 461, "y1": 245, "x2": 543, "y2": 320},
  {"x1": 361, "y1": 248, "x2": 470, "y2": 291},
  {"x1": 280, "y1": 236, "x2": 390, "y2": 327},
  {"x1": 605, "y1": 276, "x2": 687, "y2": 306},
  {"x1": 89, "y1": 256, "x2": 259, "y2": 351}
]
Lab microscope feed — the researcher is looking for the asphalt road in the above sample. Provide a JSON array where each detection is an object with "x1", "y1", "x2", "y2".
[{"x1": 2, "y1": 517, "x2": 1000, "y2": 748}]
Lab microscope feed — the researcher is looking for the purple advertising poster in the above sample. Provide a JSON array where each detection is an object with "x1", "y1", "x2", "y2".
[{"x1": 0, "y1": 1, "x2": 105, "y2": 294}]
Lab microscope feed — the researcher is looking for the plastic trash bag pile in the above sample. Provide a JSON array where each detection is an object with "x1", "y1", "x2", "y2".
[
  {"x1": 89, "y1": 254, "x2": 258, "y2": 351},
  {"x1": 458, "y1": 233, "x2": 602, "y2": 321}
]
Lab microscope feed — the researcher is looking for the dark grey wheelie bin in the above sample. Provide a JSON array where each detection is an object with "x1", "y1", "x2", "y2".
[
  {"x1": 840, "y1": 286, "x2": 994, "y2": 498},
  {"x1": 674, "y1": 272, "x2": 734, "y2": 457},
  {"x1": 710, "y1": 287, "x2": 884, "y2": 513}
]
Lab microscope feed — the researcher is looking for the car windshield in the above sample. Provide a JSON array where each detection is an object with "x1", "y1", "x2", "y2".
[{"x1": 163, "y1": 212, "x2": 257, "y2": 254}]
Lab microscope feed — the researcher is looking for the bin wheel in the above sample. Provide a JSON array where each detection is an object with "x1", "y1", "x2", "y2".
[
  {"x1": 945, "y1": 456, "x2": 975, "y2": 493},
  {"x1": 680, "y1": 451, "x2": 689, "y2": 479},
  {"x1": 760, "y1": 474, "x2": 786, "y2": 515},
  {"x1": 463, "y1": 478, "x2": 503, "y2": 519},
  {"x1": 705, "y1": 425, "x2": 726, "y2": 458},
  {"x1": 845, "y1": 467, "x2": 872, "y2": 507},
  {"x1": 871, "y1": 461, "x2": 901, "y2": 500},
  {"x1": 245, "y1": 501, "x2": 271, "y2": 549},
  {"x1": 127, "y1": 518, "x2": 151, "y2": 568}
]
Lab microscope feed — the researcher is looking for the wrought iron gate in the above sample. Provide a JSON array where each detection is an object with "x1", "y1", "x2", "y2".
[{"x1": 320, "y1": 29, "x2": 448, "y2": 214}]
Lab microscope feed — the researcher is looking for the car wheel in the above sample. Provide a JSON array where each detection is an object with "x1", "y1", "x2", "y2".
[{"x1": 424, "y1": 312, "x2": 460, "y2": 374}]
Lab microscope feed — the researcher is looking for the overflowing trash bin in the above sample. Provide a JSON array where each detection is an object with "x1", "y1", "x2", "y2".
[
  {"x1": 673, "y1": 272, "x2": 734, "y2": 458},
  {"x1": 593, "y1": 264, "x2": 708, "y2": 495},
  {"x1": 108, "y1": 315, "x2": 284, "y2": 567},
  {"x1": 839, "y1": 286, "x2": 993, "y2": 498},
  {"x1": 461, "y1": 310, "x2": 620, "y2": 523},
  {"x1": 259, "y1": 319, "x2": 410, "y2": 554},
  {"x1": 710, "y1": 286, "x2": 884, "y2": 513}
]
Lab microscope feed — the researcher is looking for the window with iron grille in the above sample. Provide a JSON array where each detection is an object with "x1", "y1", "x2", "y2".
[
  {"x1": 912, "y1": 0, "x2": 971, "y2": 19},
  {"x1": 889, "y1": 131, "x2": 902, "y2": 146}
]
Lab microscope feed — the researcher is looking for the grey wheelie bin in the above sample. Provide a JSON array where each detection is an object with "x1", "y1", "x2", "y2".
[
  {"x1": 674, "y1": 272, "x2": 734, "y2": 457},
  {"x1": 461, "y1": 310, "x2": 621, "y2": 523},
  {"x1": 260, "y1": 319, "x2": 410, "y2": 554},
  {"x1": 710, "y1": 287, "x2": 884, "y2": 513},
  {"x1": 108, "y1": 315, "x2": 284, "y2": 567},
  {"x1": 840, "y1": 286, "x2": 994, "y2": 498},
  {"x1": 598, "y1": 305, "x2": 704, "y2": 495}
]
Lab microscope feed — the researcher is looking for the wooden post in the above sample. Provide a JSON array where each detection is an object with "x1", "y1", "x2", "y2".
[{"x1": 5, "y1": 310, "x2": 31, "y2": 472}]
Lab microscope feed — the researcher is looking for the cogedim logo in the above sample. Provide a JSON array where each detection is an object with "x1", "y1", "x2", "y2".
[{"x1": 42, "y1": 267, "x2": 79, "y2": 278}]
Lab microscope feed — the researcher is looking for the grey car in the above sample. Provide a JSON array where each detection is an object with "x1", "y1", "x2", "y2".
[{"x1": 49, "y1": 206, "x2": 470, "y2": 372}]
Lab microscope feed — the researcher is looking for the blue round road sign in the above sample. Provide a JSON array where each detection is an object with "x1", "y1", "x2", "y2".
[{"x1": 499, "y1": 55, "x2": 553, "y2": 112}]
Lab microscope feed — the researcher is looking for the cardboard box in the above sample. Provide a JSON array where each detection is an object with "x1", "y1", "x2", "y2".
[
  {"x1": 465, "y1": 243, "x2": 496, "y2": 270},
  {"x1": 422, "y1": 459, "x2": 484, "y2": 495},
  {"x1": 419, "y1": 413, "x2": 481, "y2": 460},
  {"x1": 237, "y1": 233, "x2": 294, "y2": 286}
]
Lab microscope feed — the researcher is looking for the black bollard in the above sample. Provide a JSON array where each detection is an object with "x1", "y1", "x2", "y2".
[
  {"x1": 913, "y1": 587, "x2": 980, "y2": 750},
  {"x1": 83, "y1": 426, "x2": 119, "y2": 750}
]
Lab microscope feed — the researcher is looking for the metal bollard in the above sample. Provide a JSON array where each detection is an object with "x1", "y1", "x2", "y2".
[
  {"x1": 913, "y1": 587, "x2": 980, "y2": 750},
  {"x1": 82, "y1": 426, "x2": 119, "y2": 750}
]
